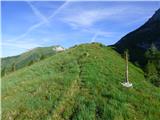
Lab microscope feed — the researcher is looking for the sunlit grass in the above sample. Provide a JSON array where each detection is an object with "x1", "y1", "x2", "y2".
[{"x1": 2, "y1": 43, "x2": 160, "y2": 120}]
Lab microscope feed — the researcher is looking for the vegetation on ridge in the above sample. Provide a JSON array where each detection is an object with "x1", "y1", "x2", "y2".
[
  {"x1": 1, "y1": 46, "x2": 60, "y2": 76},
  {"x1": 2, "y1": 43, "x2": 160, "y2": 120},
  {"x1": 145, "y1": 44, "x2": 160, "y2": 87}
]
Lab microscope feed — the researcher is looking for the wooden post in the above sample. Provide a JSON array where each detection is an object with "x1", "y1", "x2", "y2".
[
  {"x1": 121, "y1": 51, "x2": 133, "y2": 87},
  {"x1": 125, "y1": 51, "x2": 129, "y2": 83}
]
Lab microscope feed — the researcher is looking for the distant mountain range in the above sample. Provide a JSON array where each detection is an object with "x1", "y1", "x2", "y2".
[
  {"x1": 114, "y1": 8, "x2": 160, "y2": 66},
  {"x1": 1, "y1": 45, "x2": 64, "y2": 76}
]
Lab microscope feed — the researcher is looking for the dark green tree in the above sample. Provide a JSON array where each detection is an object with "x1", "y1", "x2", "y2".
[
  {"x1": 28, "y1": 60, "x2": 34, "y2": 66},
  {"x1": 11, "y1": 63, "x2": 16, "y2": 72},
  {"x1": 145, "y1": 44, "x2": 160, "y2": 87},
  {"x1": 145, "y1": 43, "x2": 158, "y2": 60},
  {"x1": 40, "y1": 55, "x2": 45, "y2": 60},
  {"x1": 146, "y1": 61, "x2": 157, "y2": 76},
  {"x1": 1, "y1": 68, "x2": 6, "y2": 77}
]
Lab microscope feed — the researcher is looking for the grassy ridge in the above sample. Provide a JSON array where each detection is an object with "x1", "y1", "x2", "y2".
[
  {"x1": 2, "y1": 43, "x2": 160, "y2": 120},
  {"x1": 1, "y1": 46, "x2": 60, "y2": 76}
]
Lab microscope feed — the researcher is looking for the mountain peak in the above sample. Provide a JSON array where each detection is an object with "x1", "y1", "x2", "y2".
[
  {"x1": 114, "y1": 8, "x2": 160, "y2": 67},
  {"x1": 149, "y1": 8, "x2": 160, "y2": 22},
  {"x1": 156, "y1": 8, "x2": 160, "y2": 14}
]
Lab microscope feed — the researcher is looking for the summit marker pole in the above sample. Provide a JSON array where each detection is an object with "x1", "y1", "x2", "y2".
[
  {"x1": 125, "y1": 51, "x2": 129, "y2": 83},
  {"x1": 121, "y1": 50, "x2": 133, "y2": 88}
]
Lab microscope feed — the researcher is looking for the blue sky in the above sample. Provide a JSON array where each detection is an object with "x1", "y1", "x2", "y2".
[{"x1": 1, "y1": 1, "x2": 160, "y2": 57}]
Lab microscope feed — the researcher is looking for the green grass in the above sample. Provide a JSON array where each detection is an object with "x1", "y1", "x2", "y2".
[
  {"x1": 1, "y1": 45, "x2": 60, "y2": 76},
  {"x1": 2, "y1": 43, "x2": 160, "y2": 120}
]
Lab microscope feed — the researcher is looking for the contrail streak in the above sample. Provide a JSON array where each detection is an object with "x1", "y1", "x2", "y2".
[
  {"x1": 27, "y1": 1, "x2": 49, "y2": 23},
  {"x1": 48, "y1": 1, "x2": 69, "y2": 20},
  {"x1": 91, "y1": 32, "x2": 99, "y2": 43},
  {"x1": 11, "y1": 1, "x2": 69, "y2": 41}
]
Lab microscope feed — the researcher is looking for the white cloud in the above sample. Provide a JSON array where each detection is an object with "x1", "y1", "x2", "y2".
[
  {"x1": 61, "y1": 3, "x2": 160, "y2": 30},
  {"x1": 61, "y1": 6, "x2": 127, "y2": 40},
  {"x1": 62, "y1": 7, "x2": 127, "y2": 28},
  {"x1": 63, "y1": 10, "x2": 109, "y2": 27},
  {"x1": 61, "y1": 4, "x2": 158, "y2": 42},
  {"x1": 89, "y1": 30, "x2": 115, "y2": 42},
  {"x1": 64, "y1": 10, "x2": 106, "y2": 26},
  {"x1": 82, "y1": 28, "x2": 113, "y2": 37},
  {"x1": 2, "y1": 40, "x2": 42, "y2": 50}
]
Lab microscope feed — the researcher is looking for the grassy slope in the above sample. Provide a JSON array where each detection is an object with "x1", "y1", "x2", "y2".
[
  {"x1": 2, "y1": 43, "x2": 160, "y2": 120},
  {"x1": 1, "y1": 46, "x2": 59, "y2": 76}
]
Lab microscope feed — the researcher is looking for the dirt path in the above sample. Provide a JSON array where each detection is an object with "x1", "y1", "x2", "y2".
[{"x1": 50, "y1": 53, "x2": 88, "y2": 120}]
